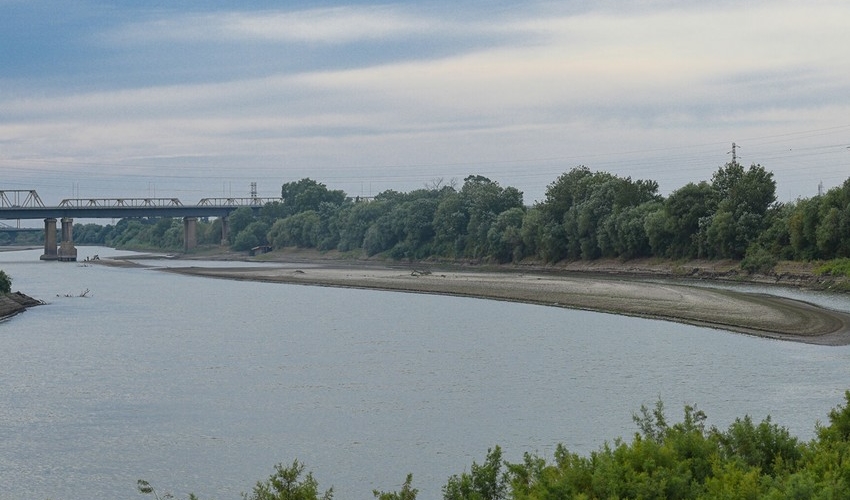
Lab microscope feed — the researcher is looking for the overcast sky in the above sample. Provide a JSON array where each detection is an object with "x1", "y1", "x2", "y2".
[{"x1": 2, "y1": 0, "x2": 849, "y2": 205}]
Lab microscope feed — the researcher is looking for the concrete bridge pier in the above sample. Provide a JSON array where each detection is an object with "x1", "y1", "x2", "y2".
[
  {"x1": 183, "y1": 216, "x2": 198, "y2": 252},
  {"x1": 58, "y1": 217, "x2": 77, "y2": 261},
  {"x1": 220, "y1": 216, "x2": 229, "y2": 245},
  {"x1": 40, "y1": 218, "x2": 58, "y2": 260}
]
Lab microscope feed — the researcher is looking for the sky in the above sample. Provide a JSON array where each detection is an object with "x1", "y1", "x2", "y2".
[{"x1": 2, "y1": 0, "x2": 850, "y2": 207}]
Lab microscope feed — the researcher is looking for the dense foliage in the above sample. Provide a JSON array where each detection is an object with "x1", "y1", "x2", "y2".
[
  {"x1": 140, "y1": 391, "x2": 850, "y2": 499},
  {"x1": 64, "y1": 165, "x2": 850, "y2": 272},
  {"x1": 0, "y1": 269, "x2": 11, "y2": 293}
]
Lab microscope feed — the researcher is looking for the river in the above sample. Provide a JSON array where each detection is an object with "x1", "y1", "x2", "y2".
[{"x1": 2, "y1": 246, "x2": 850, "y2": 499}]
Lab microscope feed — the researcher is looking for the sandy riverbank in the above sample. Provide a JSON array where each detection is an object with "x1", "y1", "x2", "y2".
[
  {"x1": 0, "y1": 292, "x2": 44, "y2": 321},
  {"x1": 150, "y1": 257, "x2": 850, "y2": 346}
]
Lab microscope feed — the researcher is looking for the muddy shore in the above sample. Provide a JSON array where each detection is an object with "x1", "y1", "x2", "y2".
[
  {"x1": 135, "y1": 250, "x2": 850, "y2": 346},
  {"x1": 0, "y1": 292, "x2": 43, "y2": 321}
]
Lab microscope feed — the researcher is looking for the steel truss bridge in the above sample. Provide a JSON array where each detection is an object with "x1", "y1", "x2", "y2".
[{"x1": 0, "y1": 189, "x2": 281, "y2": 260}]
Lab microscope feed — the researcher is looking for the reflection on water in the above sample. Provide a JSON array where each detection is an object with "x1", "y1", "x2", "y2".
[{"x1": 1, "y1": 246, "x2": 850, "y2": 499}]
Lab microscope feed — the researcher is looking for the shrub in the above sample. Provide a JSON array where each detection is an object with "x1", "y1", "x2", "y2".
[
  {"x1": 815, "y1": 258, "x2": 850, "y2": 277},
  {"x1": 0, "y1": 270, "x2": 11, "y2": 294},
  {"x1": 740, "y1": 245, "x2": 778, "y2": 275}
]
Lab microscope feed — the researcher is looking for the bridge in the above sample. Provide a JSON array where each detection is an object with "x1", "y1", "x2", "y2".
[{"x1": 0, "y1": 189, "x2": 280, "y2": 261}]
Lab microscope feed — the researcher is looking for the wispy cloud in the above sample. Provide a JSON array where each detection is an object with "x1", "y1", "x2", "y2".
[{"x1": 107, "y1": 6, "x2": 453, "y2": 45}]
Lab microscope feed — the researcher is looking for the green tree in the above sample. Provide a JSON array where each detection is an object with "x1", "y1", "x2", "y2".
[
  {"x1": 245, "y1": 461, "x2": 333, "y2": 500},
  {"x1": 486, "y1": 207, "x2": 526, "y2": 263},
  {"x1": 538, "y1": 166, "x2": 596, "y2": 223},
  {"x1": 443, "y1": 446, "x2": 506, "y2": 500},
  {"x1": 227, "y1": 207, "x2": 256, "y2": 245},
  {"x1": 232, "y1": 221, "x2": 270, "y2": 251},
  {"x1": 432, "y1": 190, "x2": 466, "y2": 257},
  {"x1": 459, "y1": 176, "x2": 524, "y2": 259},
  {"x1": 0, "y1": 269, "x2": 11, "y2": 293},
  {"x1": 714, "y1": 415, "x2": 801, "y2": 475},
  {"x1": 362, "y1": 215, "x2": 399, "y2": 256},
  {"x1": 702, "y1": 162, "x2": 776, "y2": 259},
  {"x1": 388, "y1": 196, "x2": 439, "y2": 258},
  {"x1": 663, "y1": 181, "x2": 717, "y2": 258},
  {"x1": 373, "y1": 474, "x2": 418, "y2": 500},
  {"x1": 518, "y1": 208, "x2": 543, "y2": 260},
  {"x1": 281, "y1": 178, "x2": 347, "y2": 216},
  {"x1": 337, "y1": 201, "x2": 390, "y2": 252},
  {"x1": 268, "y1": 211, "x2": 321, "y2": 249},
  {"x1": 600, "y1": 201, "x2": 661, "y2": 259},
  {"x1": 788, "y1": 197, "x2": 821, "y2": 260}
]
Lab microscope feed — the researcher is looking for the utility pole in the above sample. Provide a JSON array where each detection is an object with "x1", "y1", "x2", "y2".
[{"x1": 728, "y1": 142, "x2": 739, "y2": 164}]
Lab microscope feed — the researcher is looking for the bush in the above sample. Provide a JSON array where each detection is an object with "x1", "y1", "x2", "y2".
[
  {"x1": 815, "y1": 258, "x2": 850, "y2": 277},
  {"x1": 0, "y1": 270, "x2": 11, "y2": 294},
  {"x1": 740, "y1": 244, "x2": 778, "y2": 274}
]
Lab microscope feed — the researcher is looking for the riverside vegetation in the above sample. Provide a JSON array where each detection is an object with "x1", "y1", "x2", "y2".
[
  {"x1": 139, "y1": 392, "x2": 850, "y2": 499},
  {"x1": 48, "y1": 161, "x2": 850, "y2": 281}
]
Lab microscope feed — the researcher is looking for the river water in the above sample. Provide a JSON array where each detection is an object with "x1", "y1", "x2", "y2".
[{"x1": 2, "y1": 246, "x2": 850, "y2": 500}]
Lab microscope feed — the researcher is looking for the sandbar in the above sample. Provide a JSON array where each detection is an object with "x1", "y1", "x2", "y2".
[{"x1": 161, "y1": 263, "x2": 850, "y2": 346}]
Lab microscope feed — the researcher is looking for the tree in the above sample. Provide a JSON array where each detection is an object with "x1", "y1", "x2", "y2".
[
  {"x1": 267, "y1": 211, "x2": 321, "y2": 249},
  {"x1": 714, "y1": 415, "x2": 801, "y2": 474},
  {"x1": 538, "y1": 168, "x2": 659, "y2": 261},
  {"x1": 389, "y1": 197, "x2": 439, "y2": 258},
  {"x1": 443, "y1": 446, "x2": 506, "y2": 500},
  {"x1": 373, "y1": 474, "x2": 418, "y2": 500},
  {"x1": 600, "y1": 201, "x2": 661, "y2": 259},
  {"x1": 486, "y1": 207, "x2": 526, "y2": 263},
  {"x1": 538, "y1": 166, "x2": 596, "y2": 223},
  {"x1": 361, "y1": 214, "x2": 398, "y2": 256},
  {"x1": 337, "y1": 201, "x2": 390, "y2": 252},
  {"x1": 281, "y1": 178, "x2": 347, "y2": 216},
  {"x1": 227, "y1": 207, "x2": 256, "y2": 245},
  {"x1": 232, "y1": 221, "x2": 270, "y2": 251},
  {"x1": 662, "y1": 181, "x2": 717, "y2": 258},
  {"x1": 459, "y1": 176, "x2": 524, "y2": 258},
  {"x1": 245, "y1": 461, "x2": 333, "y2": 500},
  {"x1": 0, "y1": 269, "x2": 11, "y2": 293},
  {"x1": 702, "y1": 163, "x2": 777, "y2": 259},
  {"x1": 432, "y1": 190, "x2": 466, "y2": 257}
]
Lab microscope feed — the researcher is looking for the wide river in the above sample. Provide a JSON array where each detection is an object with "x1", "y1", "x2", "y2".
[{"x1": 2, "y1": 246, "x2": 850, "y2": 499}]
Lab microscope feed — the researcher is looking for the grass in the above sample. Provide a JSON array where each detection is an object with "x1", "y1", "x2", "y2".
[{"x1": 816, "y1": 258, "x2": 850, "y2": 278}]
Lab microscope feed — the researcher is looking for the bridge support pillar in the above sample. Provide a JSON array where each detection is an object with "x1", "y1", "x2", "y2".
[
  {"x1": 220, "y1": 217, "x2": 229, "y2": 246},
  {"x1": 58, "y1": 217, "x2": 77, "y2": 261},
  {"x1": 40, "y1": 218, "x2": 58, "y2": 260},
  {"x1": 183, "y1": 216, "x2": 198, "y2": 252}
]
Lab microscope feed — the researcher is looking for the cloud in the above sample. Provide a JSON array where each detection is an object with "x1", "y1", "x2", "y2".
[
  {"x1": 107, "y1": 5, "x2": 451, "y2": 46},
  {"x1": 4, "y1": 1, "x2": 850, "y2": 202}
]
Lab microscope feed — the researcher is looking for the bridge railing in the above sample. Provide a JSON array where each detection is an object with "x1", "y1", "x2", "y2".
[
  {"x1": 0, "y1": 190, "x2": 45, "y2": 208},
  {"x1": 58, "y1": 198, "x2": 185, "y2": 208},
  {"x1": 196, "y1": 197, "x2": 280, "y2": 206}
]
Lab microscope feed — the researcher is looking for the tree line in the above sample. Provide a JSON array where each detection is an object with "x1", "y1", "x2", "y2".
[
  {"x1": 71, "y1": 164, "x2": 850, "y2": 272},
  {"x1": 141, "y1": 391, "x2": 850, "y2": 499}
]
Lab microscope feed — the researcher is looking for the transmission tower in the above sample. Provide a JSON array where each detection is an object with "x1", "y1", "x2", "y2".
[{"x1": 728, "y1": 142, "x2": 740, "y2": 163}]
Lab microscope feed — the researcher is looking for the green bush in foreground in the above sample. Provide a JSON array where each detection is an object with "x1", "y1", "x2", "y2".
[{"x1": 140, "y1": 391, "x2": 850, "y2": 500}]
